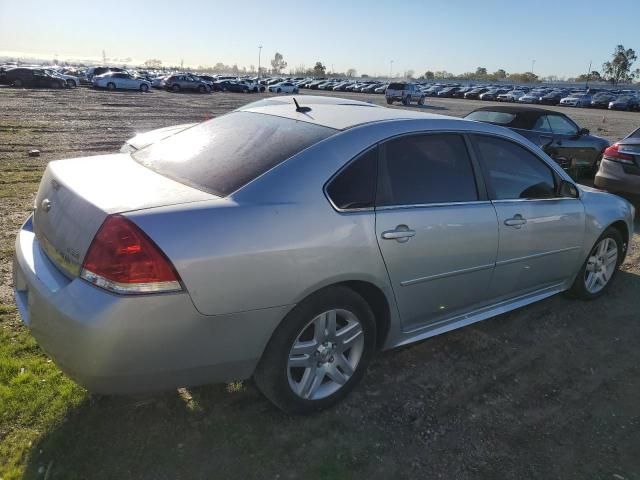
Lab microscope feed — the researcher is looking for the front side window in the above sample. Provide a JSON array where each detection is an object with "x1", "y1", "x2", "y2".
[
  {"x1": 473, "y1": 135, "x2": 556, "y2": 200},
  {"x1": 547, "y1": 115, "x2": 578, "y2": 135},
  {"x1": 326, "y1": 147, "x2": 377, "y2": 210},
  {"x1": 378, "y1": 134, "x2": 478, "y2": 206},
  {"x1": 532, "y1": 115, "x2": 552, "y2": 132}
]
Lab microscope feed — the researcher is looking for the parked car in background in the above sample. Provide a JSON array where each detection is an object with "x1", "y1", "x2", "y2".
[
  {"x1": 86, "y1": 67, "x2": 126, "y2": 81},
  {"x1": 587, "y1": 92, "x2": 614, "y2": 109},
  {"x1": 480, "y1": 88, "x2": 510, "y2": 101},
  {"x1": 560, "y1": 94, "x2": 592, "y2": 108},
  {"x1": 518, "y1": 92, "x2": 544, "y2": 104},
  {"x1": 268, "y1": 81, "x2": 299, "y2": 93},
  {"x1": 14, "y1": 96, "x2": 633, "y2": 415},
  {"x1": 374, "y1": 84, "x2": 388, "y2": 94},
  {"x1": 464, "y1": 87, "x2": 490, "y2": 100},
  {"x1": 0, "y1": 68, "x2": 67, "y2": 89},
  {"x1": 45, "y1": 69, "x2": 80, "y2": 88},
  {"x1": 608, "y1": 95, "x2": 640, "y2": 111},
  {"x1": 165, "y1": 75, "x2": 210, "y2": 93},
  {"x1": 498, "y1": 90, "x2": 526, "y2": 102},
  {"x1": 437, "y1": 86, "x2": 461, "y2": 97},
  {"x1": 93, "y1": 72, "x2": 151, "y2": 92},
  {"x1": 465, "y1": 106, "x2": 609, "y2": 175},
  {"x1": 539, "y1": 91, "x2": 565, "y2": 105},
  {"x1": 452, "y1": 86, "x2": 474, "y2": 98},
  {"x1": 595, "y1": 127, "x2": 640, "y2": 195},
  {"x1": 385, "y1": 82, "x2": 425, "y2": 105}
]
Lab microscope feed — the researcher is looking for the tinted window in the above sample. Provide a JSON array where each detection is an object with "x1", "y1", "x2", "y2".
[
  {"x1": 388, "y1": 83, "x2": 406, "y2": 90},
  {"x1": 474, "y1": 135, "x2": 556, "y2": 200},
  {"x1": 547, "y1": 115, "x2": 577, "y2": 135},
  {"x1": 465, "y1": 110, "x2": 516, "y2": 125},
  {"x1": 134, "y1": 112, "x2": 336, "y2": 196},
  {"x1": 378, "y1": 134, "x2": 478, "y2": 206},
  {"x1": 326, "y1": 147, "x2": 377, "y2": 210}
]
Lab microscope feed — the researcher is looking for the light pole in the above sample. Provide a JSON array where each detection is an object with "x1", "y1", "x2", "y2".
[
  {"x1": 586, "y1": 60, "x2": 592, "y2": 90},
  {"x1": 258, "y1": 45, "x2": 262, "y2": 79},
  {"x1": 531, "y1": 59, "x2": 536, "y2": 74},
  {"x1": 390, "y1": 60, "x2": 394, "y2": 79}
]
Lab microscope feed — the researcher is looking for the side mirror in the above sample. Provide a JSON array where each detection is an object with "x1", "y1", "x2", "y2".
[
  {"x1": 559, "y1": 180, "x2": 579, "y2": 198},
  {"x1": 578, "y1": 127, "x2": 590, "y2": 136}
]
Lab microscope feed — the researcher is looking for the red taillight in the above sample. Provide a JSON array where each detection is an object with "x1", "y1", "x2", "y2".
[
  {"x1": 80, "y1": 215, "x2": 182, "y2": 294},
  {"x1": 603, "y1": 144, "x2": 635, "y2": 164}
]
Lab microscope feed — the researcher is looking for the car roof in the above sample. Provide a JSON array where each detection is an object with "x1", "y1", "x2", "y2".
[{"x1": 238, "y1": 95, "x2": 456, "y2": 130}]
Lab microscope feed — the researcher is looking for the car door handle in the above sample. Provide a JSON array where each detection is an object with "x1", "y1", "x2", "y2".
[
  {"x1": 504, "y1": 214, "x2": 527, "y2": 228},
  {"x1": 381, "y1": 225, "x2": 416, "y2": 242}
]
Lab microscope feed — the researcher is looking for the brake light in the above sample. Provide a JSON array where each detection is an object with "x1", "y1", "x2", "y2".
[
  {"x1": 80, "y1": 215, "x2": 182, "y2": 294},
  {"x1": 603, "y1": 144, "x2": 635, "y2": 164}
]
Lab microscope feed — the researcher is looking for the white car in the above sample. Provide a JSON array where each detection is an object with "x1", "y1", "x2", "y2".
[
  {"x1": 268, "y1": 81, "x2": 299, "y2": 94},
  {"x1": 238, "y1": 79, "x2": 261, "y2": 92},
  {"x1": 45, "y1": 69, "x2": 80, "y2": 88},
  {"x1": 93, "y1": 72, "x2": 152, "y2": 92},
  {"x1": 497, "y1": 90, "x2": 526, "y2": 102},
  {"x1": 151, "y1": 76, "x2": 168, "y2": 89},
  {"x1": 560, "y1": 94, "x2": 592, "y2": 108}
]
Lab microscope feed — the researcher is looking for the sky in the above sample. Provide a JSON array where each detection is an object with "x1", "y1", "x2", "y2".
[{"x1": 1, "y1": 0, "x2": 640, "y2": 78}]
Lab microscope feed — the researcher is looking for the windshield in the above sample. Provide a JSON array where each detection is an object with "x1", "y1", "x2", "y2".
[{"x1": 133, "y1": 112, "x2": 336, "y2": 196}]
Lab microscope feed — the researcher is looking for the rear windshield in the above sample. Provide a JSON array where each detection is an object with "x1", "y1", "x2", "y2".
[
  {"x1": 133, "y1": 112, "x2": 336, "y2": 196},
  {"x1": 465, "y1": 110, "x2": 516, "y2": 125},
  {"x1": 388, "y1": 83, "x2": 406, "y2": 90}
]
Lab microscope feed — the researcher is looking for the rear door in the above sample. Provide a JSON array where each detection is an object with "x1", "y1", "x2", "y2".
[
  {"x1": 471, "y1": 134, "x2": 585, "y2": 301},
  {"x1": 375, "y1": 133, "x2": 499, "y2": 330}
]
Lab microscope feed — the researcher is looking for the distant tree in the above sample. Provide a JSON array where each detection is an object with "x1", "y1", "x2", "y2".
[
  {"x1": 270, "y1": 52, "x2": 287, "y2": 74},
  {"x1": 493, "y1": 69, "x2": 507, "y2": 79},
  {"x1": 476, "y1": 66, "x2": 487, "y2": 76},
  {"x1": 249, "y1": 64, "x2": 255, "y2": 73},
  {"x1": 424, "y1": 70, "x2": 435, "y2": 80},
  {"x1": 361, "y1": 74, "x2": 369, "y2": 78},
  {"x1": 405, "y1": 69, "x2": 415, "y2": 79},
  {"x1": 346, "y1": 68, "x2": 357, "y2": 77},
  {"x1": 602, "y1": 45, "x2": 637, "y2": 85},
  {"x1": 312, "y1": 62, "x2": 326, "y2": 76},
  {"x1": 508, "y1": 71, "x2": 539, "y2": 83},
  {"x1": 144, "y1": 59, "x2": 163, "y2": 68}
]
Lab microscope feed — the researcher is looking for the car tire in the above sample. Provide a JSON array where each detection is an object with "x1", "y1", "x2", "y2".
[
  {"x1": 418, "y1": 96, "x2": 425, "y2": 106},
  {"x1": 198, "y1": 85, "x2": 206, "y2": 93},
  {"x1": 277, "y1": 88, "x2": 281, "y2": 93},
  {"x1": 107, "y1": 82, "x2": 116, "y2": 91},
  {"x1": 140, "y1": 83, "x2": 149, "y2": 92},
  {"x1": 386, "y1": 98, "x2": 393, "y2": 105},
  {"x1": 243, "y1": 87, "x2": 249, "y2": 93},
  {"x1": 254, "y1": 285, "x2": 376, "y2": 414},
  {"x1": 66, "y1": 79, "x2": 77, "y2": 88},
  {"x1": 171, "y1": 84, "x2": 180, "y2": 92},
  {"x1": 566, "y1": 227, "x2": 624, "y2": 300},
  {"x1": 402, "y1": 95, "x2": 410, "y2": 106}
]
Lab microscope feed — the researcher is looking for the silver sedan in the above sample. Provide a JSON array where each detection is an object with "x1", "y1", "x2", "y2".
[{"x1": 13, "y1": 96, "x2": 634, "y2": 413}]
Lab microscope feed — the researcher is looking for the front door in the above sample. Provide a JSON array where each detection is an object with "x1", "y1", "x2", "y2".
[
  {"x1": 470, "y1": 134, "x2": 585, "y2": 301},
  {"x1": 375, "y1": 133, "x2": 499, "y2": 330}
]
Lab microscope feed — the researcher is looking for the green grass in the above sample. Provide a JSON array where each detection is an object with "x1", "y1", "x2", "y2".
[{"x1": 0, "y1": 305, "x2": 85, "y2": 480}]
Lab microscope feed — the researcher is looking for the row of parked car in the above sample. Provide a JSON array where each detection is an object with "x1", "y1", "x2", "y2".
[{"x1": 2, "y1": 65, "x2": 639, "y2": 111}]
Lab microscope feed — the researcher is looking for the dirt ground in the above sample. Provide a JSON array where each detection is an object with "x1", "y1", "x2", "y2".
[{"x1": 1, "y1": 86, "x2": 640, "y2": 479}]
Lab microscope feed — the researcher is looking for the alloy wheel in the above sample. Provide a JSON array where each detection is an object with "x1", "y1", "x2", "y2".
[
  {"x1": 584, "y1": 237, "x2": 618, "y2": 294},
  {"x1": 287, "y1": 309, "x2": 364, "y2": 400}
]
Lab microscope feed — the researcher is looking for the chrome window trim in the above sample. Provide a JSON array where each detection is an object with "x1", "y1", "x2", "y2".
[
  {"x1": 491, "y1": 197, "x2": 580, "y2": 204},
  {"x1": 376, "y1": 200, "x2": 492, "y2": 211}
]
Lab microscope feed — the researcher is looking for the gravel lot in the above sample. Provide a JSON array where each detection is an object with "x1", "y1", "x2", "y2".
[{"x1": 1, "y1": 86, "x2": 640, "y2": 479}]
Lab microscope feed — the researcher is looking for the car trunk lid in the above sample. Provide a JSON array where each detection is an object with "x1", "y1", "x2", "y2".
[{"x1": 33, "y1": 153, "x2": 215, "y2": 277}]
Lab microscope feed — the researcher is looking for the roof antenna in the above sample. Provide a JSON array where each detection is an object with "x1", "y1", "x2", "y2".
[{"x1": 293, "y1": 97, "x2": 311, "y2": 113}]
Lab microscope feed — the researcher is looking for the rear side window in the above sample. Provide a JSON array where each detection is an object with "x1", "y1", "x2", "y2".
[
  {"x1": 134, "y1": 112, "x2": 336, "y2": 196},
  {"x1": 473, "y1": 135, "x2": 556, "y2": 200},
  {"x1": 326, "y1": 147, "x2": 377, "y2": 210},
  {"x1": 378, "y1": 134, "x2": 478, "y2": 206},
  {"x1": 388, "y1": 83, "x2": 406, "y2": 90}
]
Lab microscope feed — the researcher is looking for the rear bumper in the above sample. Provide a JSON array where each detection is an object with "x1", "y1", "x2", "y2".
[
  {"x1": 13, "y1": 216, "x2": 291, "y2": 394},
  {"x1": 594, "y1": 159, "x2": 640, "y2": 195}
]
